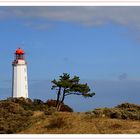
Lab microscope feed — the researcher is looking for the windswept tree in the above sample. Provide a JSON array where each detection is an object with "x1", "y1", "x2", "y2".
[{"x1": 51, "y1": 73, "x2": 95, "y2": 110}]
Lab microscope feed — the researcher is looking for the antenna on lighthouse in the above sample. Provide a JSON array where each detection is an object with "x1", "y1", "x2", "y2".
[{"x1": 12, "y1": 48, "x2": 28, "y2": 98}]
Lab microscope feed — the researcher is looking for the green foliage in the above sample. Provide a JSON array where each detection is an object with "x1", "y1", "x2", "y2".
[
  {"x1": 52, "y1": 73, "x2": 95, "y2": 96},
  {"x1": 51, "y1": 73, "x2": 95, "y2": 110}
]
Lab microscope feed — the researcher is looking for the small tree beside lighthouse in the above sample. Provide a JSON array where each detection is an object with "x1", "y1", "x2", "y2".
[
  {"x1": 12, "y1": 48, "x2": 28, "y2": 98},
  {"x1": 51, "y1": 73, "x2": 95, "y2": 110}
]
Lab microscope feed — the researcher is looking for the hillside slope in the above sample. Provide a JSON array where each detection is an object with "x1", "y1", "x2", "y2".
[
  {"x1": 19, "y1": 112, "x2": 140, "y2": 134},
  {"x1": 0, "y1": 98, "x2": 140, "y2": 134}
]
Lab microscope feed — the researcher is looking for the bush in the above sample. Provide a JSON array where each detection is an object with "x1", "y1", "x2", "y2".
[
  {"x1": 46, "y1": 100, "x2": 73, "y2": 112},
  {"x1": 60, "y1": 104, "x2": 73, "y2": 112},
  {"x1": 6, "y1": 98, "x2": 49, "y2": 111},
  {"x1": 89, "y1": 103, "x2": 140, "y2": 120},
  {"x1": 0, "y1": 99, "x2": 34, "y2": 134},
  {"x1": 117, "y1": 103, "x2": 140, "y2": 110},
  {"x1": 33, "y1": 99, "x2": 44, "y2": 105},
  {"x1": 45, "y1": 100, "x2": 57, "y2": 107},
  {"x1": 110, "y1": 111, "x2": 122, "y2": 119}
]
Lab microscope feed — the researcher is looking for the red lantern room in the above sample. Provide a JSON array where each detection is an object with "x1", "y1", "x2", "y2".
[{"x1": 15, "y1": 48, "x2": 25, "y2": 60}]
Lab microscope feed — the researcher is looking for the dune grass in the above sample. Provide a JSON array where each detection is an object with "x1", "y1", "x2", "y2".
[
  {"x1": 1, "y1": 98, "x2": 140, "y2": 134},
  {"x1": 19, "y1": 112, "x2": 140, "y2": 134}
]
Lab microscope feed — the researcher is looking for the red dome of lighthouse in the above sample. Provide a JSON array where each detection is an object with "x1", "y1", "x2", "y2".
[{"x1": 15, "y1": 48, "x2": 24, "y2": 54}]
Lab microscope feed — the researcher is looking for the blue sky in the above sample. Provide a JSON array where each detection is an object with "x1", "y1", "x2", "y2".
[{"x1": 0, "y1": 6, "x2": 140, "y2": 111}]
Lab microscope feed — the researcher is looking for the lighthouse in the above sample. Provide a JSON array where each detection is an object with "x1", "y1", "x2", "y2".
[{"x1": 12, "y1": 48, "x2": 28, "y2": 98}]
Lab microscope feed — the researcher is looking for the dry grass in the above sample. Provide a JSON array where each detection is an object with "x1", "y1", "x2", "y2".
[
  {"x1": 19, "y1": 112, "x2": 140, "y2": 134},
  {"x1": 32, "y1": 111, "x2": 44, "y2": 118},
  {"x1": 1, "y1": 100, "x2": 140, "y2": 134}
]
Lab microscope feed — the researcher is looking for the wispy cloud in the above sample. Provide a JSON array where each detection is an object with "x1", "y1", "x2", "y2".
[
  {"x1": 24, "y1": 22, "x2": 52, "y2": 30},
  {"x1": 0, "y1": 6, "x2": 140, "y2": 28}
]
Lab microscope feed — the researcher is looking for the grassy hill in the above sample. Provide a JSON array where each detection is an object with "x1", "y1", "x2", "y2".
[
  {"x1": 0, "y1": 98, "x2": 140, "y2": 134},
  {"x1": 19, "y1": 112, "x2": 140, "y2": 134}
]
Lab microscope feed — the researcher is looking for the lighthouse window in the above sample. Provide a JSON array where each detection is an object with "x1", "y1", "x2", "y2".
[
  {"x1": 24, "y1": 68, "x2": 26, "y2": 72},
  {"x1": 16, "y1": 54, "x2": 24, "y2": 59},
  {"x1": 25, "y1": 76, "x2": 27, "y2": 81}
]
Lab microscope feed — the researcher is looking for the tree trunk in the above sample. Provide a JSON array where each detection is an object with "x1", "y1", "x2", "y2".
[
  {"x1": 57, "y1": 88, "x2": 66, "y2": 111},
  {"x1": 56, "y1": 86, "x2": 61, "y2": 107},
  {"x1": 61, "y1": 88, "x2": 66, "y2": 103}
]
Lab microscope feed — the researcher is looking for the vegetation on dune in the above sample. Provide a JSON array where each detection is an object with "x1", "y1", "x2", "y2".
[
  {"x1": 20, "y1": 111, "x2": 140, "y2": 134},
  {"x1": 46, "y1": 115, "x2": 67, "y2": 129},
  {"x1": 6, "y1": 97, "x2": 48, "y2": 111},
  {"x1": 86, "y1": 103, "x2": 140, "y2": 120},
  {"x1": 0, "y1": 97, "x2": 74, "y2": 134},
  {"x1": 46, "y1": 99, "x2": 73, "y2": 112},
  {"x1": 0, "y1": 99, "x2": 33, "y2": 134},
  {"x1": 0, "y1": 97, "x2": 55, "y2": 134},
  {"x1": 0, "y1": 97, "x2": 140, "y2": 134}
]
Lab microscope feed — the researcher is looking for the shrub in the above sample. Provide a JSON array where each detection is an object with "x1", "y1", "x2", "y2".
[
  {"x1": 110, "y1": 111, "x2": 122, "y2": 119},
  {"x1": 6, "y1": 98, "x2": 49, "y2": 111},
  {"x1": 60, "y1": 104, "x2": 73, "y2": 112},
  {"x1": 116, "y1": 103, "x2": 140, "y2": 110},
  {"x1": 46, "y1": 100, "x2": 73, "y2": 112},
  {"x1": 89, "y1": 103, "x2": 140, "y2": 120},
  {"x1": 33, "y1": 99, "x2": 44, "y2": 105},
  {"x1": 0, "y1": 100, "x2": 33, "y2": 134}
]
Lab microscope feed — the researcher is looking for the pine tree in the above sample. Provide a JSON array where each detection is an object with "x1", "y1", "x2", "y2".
[{"x1": 51, "y1": 73, "x2": 95, "y2": 110}]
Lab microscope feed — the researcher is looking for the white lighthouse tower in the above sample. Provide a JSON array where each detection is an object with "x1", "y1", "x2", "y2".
[{"x1": 12, "y1": 48, "x2": 28, "y2": 98}]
